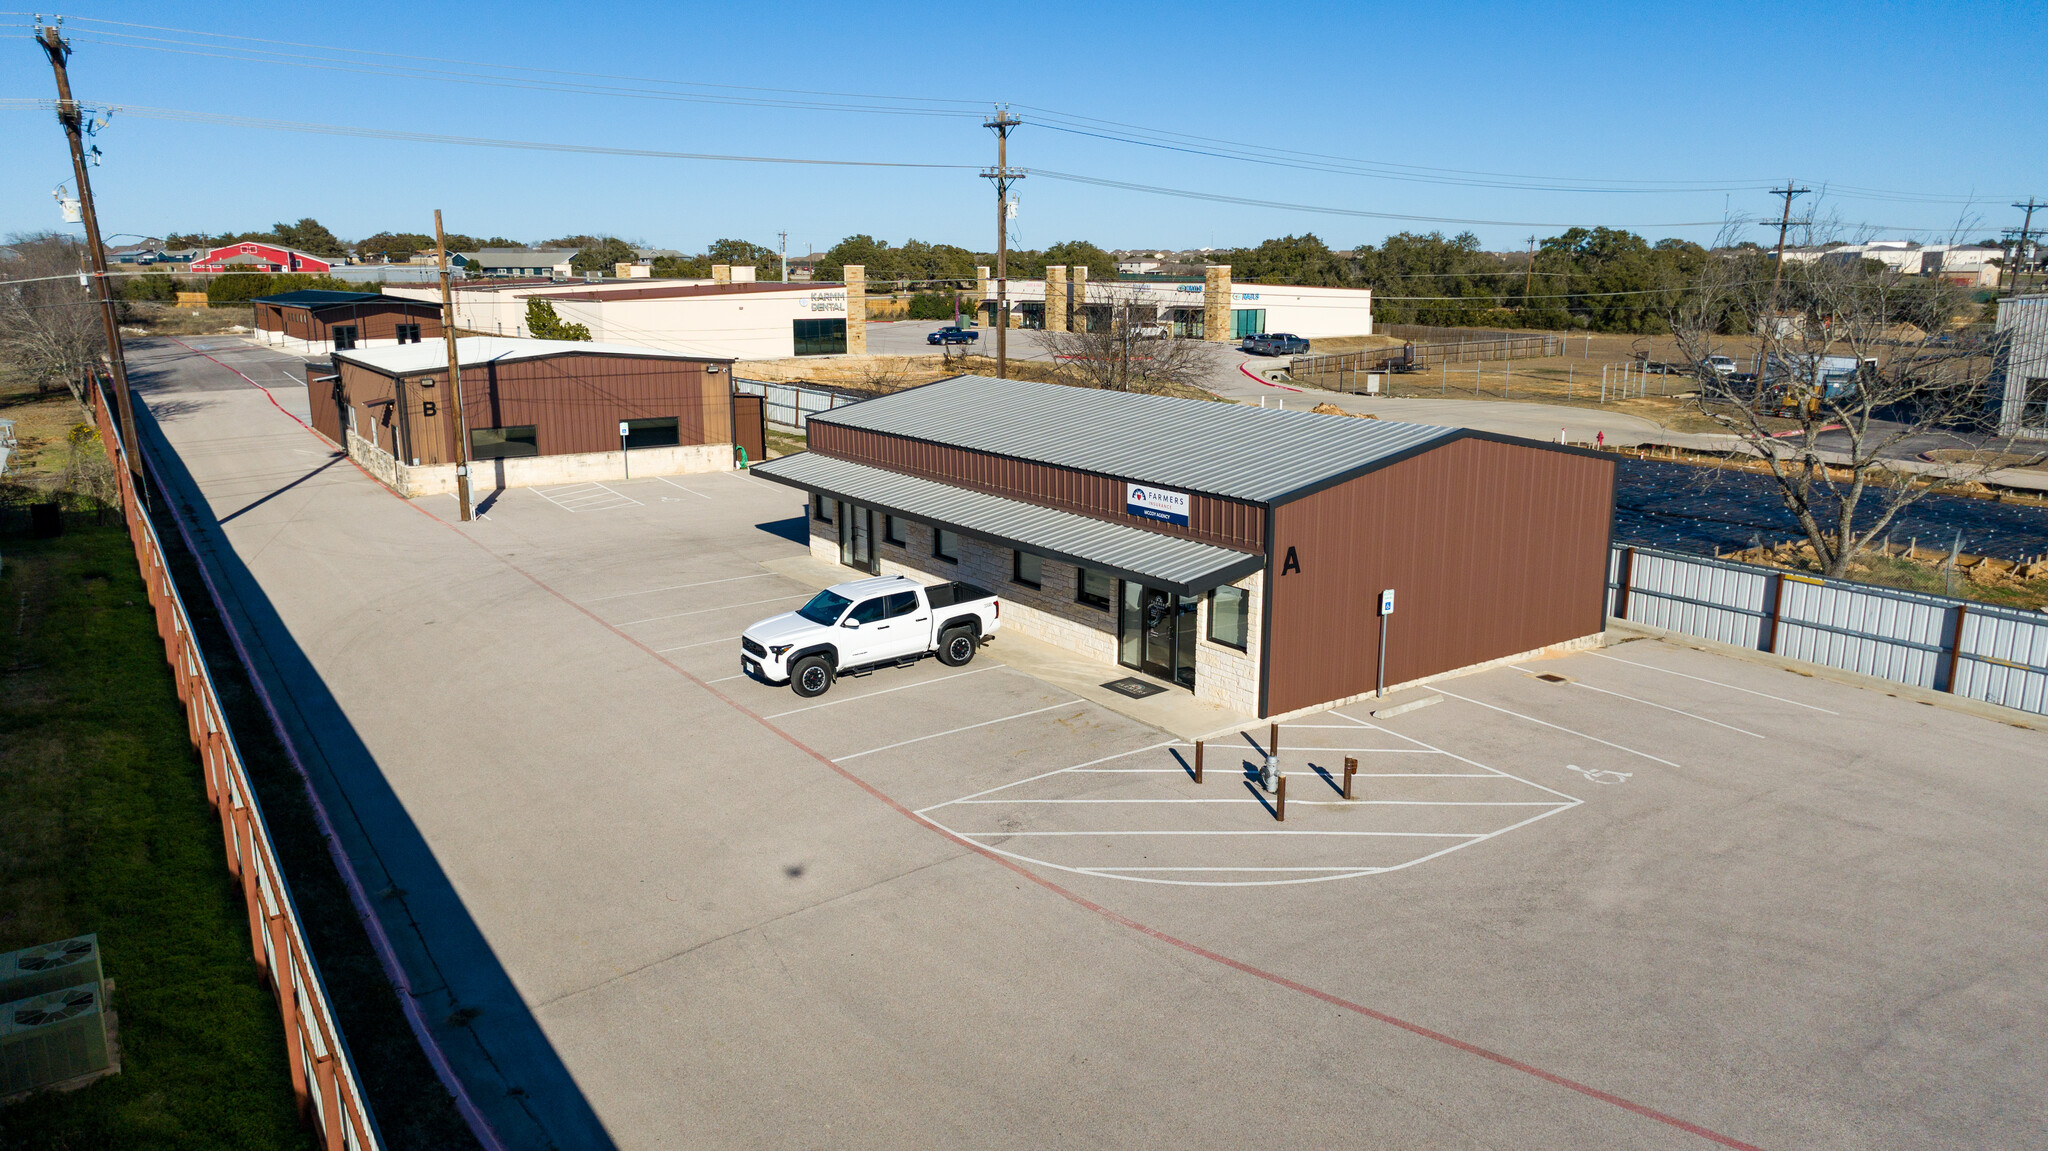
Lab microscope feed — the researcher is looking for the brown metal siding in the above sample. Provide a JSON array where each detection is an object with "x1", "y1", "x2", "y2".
[
  {"x1": 1263, "y1": 438, "x2": 1614, "y2": 716},
  {"x1": 809, "y1": 422, "x2": 1264, "y2": 550},
  {"x1": 380, "y1": 354, "x2": 731, "y2": 465},
  {"x1": 310, "y1": 300, "x2": 443, "y2": 342},
  {"x1": 733, "y1": 394, "x2": 765, "y2": 464},
  {"x1": 307, "y1": 363, "x2": 343, "y2": 445}
]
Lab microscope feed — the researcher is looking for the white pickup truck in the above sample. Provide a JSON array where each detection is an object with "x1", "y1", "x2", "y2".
[{"x1": 740, "y1": 575, "x2": 1002, "y2": 697}]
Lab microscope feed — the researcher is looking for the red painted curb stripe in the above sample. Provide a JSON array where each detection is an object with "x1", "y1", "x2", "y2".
[{"x1": 1240, "y1": 360, "x2": 1303, "y2": 391}]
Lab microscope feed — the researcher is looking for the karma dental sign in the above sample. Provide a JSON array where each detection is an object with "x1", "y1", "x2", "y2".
[{"x1": 1125, "y1": 483, "x2": 1190, "y2": 526}]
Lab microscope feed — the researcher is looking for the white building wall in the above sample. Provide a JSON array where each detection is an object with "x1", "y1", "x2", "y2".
[
  {"x1": 807, "y1": 502, "x2": 1264, "y2": 713},
  {"x1": 386, "y1": 283, "x2": 848, "y2": 360},
  {"x1": 987, "y1": 279, "x2": 1373, "y2": 338}
]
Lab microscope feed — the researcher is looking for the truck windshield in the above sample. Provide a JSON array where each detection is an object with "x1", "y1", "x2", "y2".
[{"x1": 796, "y1": 589, "x2": 853, "y2": 625}]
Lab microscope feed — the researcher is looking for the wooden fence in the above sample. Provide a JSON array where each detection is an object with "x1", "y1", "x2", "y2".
[
  {"x1": 1290, "y1": 330, "x2": 1562, "y2": 387},
  {"x1": 90, "y1": 377, "x2": 384, "y2": 1151}
]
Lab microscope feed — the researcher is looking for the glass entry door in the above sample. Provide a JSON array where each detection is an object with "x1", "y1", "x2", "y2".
[
  {"x1": 838, "y1": 503, "x2": 875, "y2": 573},
  {"x1": 1118, "y1": 582, "x2": 1198, "y2": 689}
]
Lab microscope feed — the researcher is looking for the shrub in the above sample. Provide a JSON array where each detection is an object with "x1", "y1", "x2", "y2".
[{"x1": 908, "y1": 291, "x2": 958, "y2": 320}]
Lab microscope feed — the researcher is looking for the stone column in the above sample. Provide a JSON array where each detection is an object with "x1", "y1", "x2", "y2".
[
  {"x1": 1070, "y1": 265, "x2": 1089, "y2": 332},
  {"x1": 843, "y1": 264, "x2": 866, "y2": 354},
  {"x1": 975, "y1": 266, "x2": 990, "y2": 326},
  {"x1": 1043, "y1": 265, "x2": 1068, "y2": 333},
  {"x1": 1204, "y1": 264, "x2": 1232, "y2": 341},
  {"x1": 711, "y1": 264, "x2": 732, "y2": 285}
]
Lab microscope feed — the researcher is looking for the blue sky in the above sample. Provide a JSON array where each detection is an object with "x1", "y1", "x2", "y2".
[{"x1": 3, "y1": 1, "x2": 2042, "y2": 255}]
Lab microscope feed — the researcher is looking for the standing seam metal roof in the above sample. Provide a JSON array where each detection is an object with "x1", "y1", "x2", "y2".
[
  {"x1": 808, "y1": 375, "x2": 1457, "y2": 504},
  {"x1": 750, "y1": 452, "x2": 1264, "y2": 595}
]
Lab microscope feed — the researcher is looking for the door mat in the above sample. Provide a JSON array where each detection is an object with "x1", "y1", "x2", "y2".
[{"x1": 1101, "y1": 677, "x2": 1168, "y2": 699}]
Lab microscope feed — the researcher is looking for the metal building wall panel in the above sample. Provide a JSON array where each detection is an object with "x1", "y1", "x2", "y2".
[
  {"x1": 1624, "y1": 551, "x2": 1767, "y2": 647},
  {"x1": 1955, "y1": 610, "x2": 2048, "y2": 712},
  {"x1": 810, "y1": 423, "x2": 1267, "y2": 550},
  {"x1": 1265, "y1": 438, "x2": 1614, "y2": 715}
]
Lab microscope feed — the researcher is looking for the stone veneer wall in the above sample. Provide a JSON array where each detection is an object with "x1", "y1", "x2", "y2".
[
  {"x1": 1043, "y1": 265, "x2": 1068, "y2": 333},
  {"x1": 842, "y1": 264, "x2": 867, "y2": 353},
  {"x1": 1204, "y1": 264, "x2": 1233, "y2": 341},
  {"x1": 807, "y1": 503, "x2": 1264, "y2": 714}
]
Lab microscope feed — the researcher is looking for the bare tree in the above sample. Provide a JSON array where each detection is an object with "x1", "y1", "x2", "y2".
[
  {"x1": 1036, "y1": 284, "x2": 1217, "y2": 392},
  {"x1": 0, "y1": 232, "x2": 105, "y2": 404},
  {"x1": 1668, "y1": 242, "x2": 2011, "y2": 578}
]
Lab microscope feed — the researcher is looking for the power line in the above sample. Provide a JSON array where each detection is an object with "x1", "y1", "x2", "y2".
[{"x1": 13, "y1": 13, "x2": 2019, "y2": 206}]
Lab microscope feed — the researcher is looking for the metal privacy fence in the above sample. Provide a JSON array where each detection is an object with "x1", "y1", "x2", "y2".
[
  {"x1": 733, "y1": 377, "x2": 868, "y2": 431},
  {"x1": 1289, "y1": 331, "x2": 1562, "y2": 382},
  {"x1": 1608, "y1": 544, "x2": 2048, "y2": 715},
  {"x1": 90, "y1": 382, "x2": 384, "y2": 1151}
]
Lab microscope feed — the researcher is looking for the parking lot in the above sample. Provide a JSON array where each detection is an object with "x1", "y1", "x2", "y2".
[{"x1": 132, "y1": 334, "x2": 2048, "y2": 1150}]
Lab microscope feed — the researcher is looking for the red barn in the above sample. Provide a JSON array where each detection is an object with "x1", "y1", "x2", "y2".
[{"x1": 191, "y1": 241, "x2": 332, "y2": 274}]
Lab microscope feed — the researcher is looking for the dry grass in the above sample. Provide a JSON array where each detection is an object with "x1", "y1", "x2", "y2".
[
  {"x1": 1725, "y1": 540, "x2": 2048, "y2": 611},
  {"x1": 120, "y1": 303, "x2": 253, "y2": 337},
  {"x1": 0, "y1": 377, "x2": 92, "y2": 481}
]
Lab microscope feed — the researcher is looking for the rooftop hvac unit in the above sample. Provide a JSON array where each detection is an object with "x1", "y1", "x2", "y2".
[
  {"x1": 0, "y1": 935, "x2": 101, "y2": 1003},
  {"x1": 1, "y1": 984, "x2": 113, "y2": 1097}
]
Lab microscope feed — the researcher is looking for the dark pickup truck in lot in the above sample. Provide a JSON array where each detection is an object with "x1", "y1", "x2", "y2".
[
  {"x1": 926, "y1": 326, "x2": 979, "y2": 345},
  {"x1": 1240, "y1": 333, "x2": 1310, "y2": 355}
]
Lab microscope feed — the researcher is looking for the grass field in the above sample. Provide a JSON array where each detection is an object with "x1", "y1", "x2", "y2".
[{"x1": 0, "y1": 522, "x2": 304, "y2": 1150}]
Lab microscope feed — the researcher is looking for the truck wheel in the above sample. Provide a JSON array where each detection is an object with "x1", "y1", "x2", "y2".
[
  {"x1": 791, "y1": 655, "x2": 834, "y2": 697},
  {"x1": 937, "y1": 627, "x2": 977, "y2": 667}
]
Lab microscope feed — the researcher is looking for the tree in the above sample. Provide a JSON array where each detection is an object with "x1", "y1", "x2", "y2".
[
  {"x1": 1667, "y1": 243, "x2": 2010, "y2": 578},
  {"x1": 0, "y1": 232, "x2": 104, "y2": 400},
  {"x1": 121, "y1": 273, "x2": 180, "y2": 303},
  {"x1": 355, "y1": 232, "x2": 437, "y2": 263},
  {"x1": 571, "y1": 237, "x2": 637, "y2": 275},
  {"x1": 1037, "y1": 284, "x2": 1218, "y2": 393},
  {"x1": 272, "y1": 218, "x2": 349, "y2": 258},
  {"x1": 1216, "y1": 234, "x2": 1348, "y2": 286},
  {"x1": 525, "y1": 298, "x2": 590, "y2": 340},
  {"x1": 543, "y1": 235, "x2": 606, "y2": 250},
  {"x1": 1038, "y1": 239, "x2": 1117, "y2": 280}
]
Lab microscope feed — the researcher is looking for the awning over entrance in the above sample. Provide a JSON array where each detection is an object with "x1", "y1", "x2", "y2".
[{"x1": 753, "y1": 453, "x2": 1265, "y2": 596}]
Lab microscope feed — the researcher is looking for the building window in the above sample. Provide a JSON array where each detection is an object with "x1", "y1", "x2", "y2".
[
  {"x1": 1013, "y1": 550, "x2": 1042, "y2": 589},
  {"x1": 470, "y1": 425, "x2": 538, "y2": 459},
  {"x1": 395, "y1": 323, "x2": 422, "y2": 344},
  {"x1": 333, "y1": 325, "x2": 359, "y2": 351},
  {"x1": 813, "y1": 494, "x2": 832, "y2": 523},
  {"x1": 883, "y1": 515, "x2": 904, "y2": 545},
  {"x1": 1208, "y1": 585, "x2": 1249, "y2": 651},
  {"x1": 933, "y1": 528, "x2": 960, "y2": 563},
  {"x1": 793, "y1": 318, "x2": 848, "y2": 356},
  {"x1": 1231, "y1": 309, "x2": 1266, "y2": 338},
  {"x1": 1077, "y1": 567, "x2": 1114, "y2": 610},
  {"x1": 623, "y1": 417, "x2": 680, "y2": 449}
]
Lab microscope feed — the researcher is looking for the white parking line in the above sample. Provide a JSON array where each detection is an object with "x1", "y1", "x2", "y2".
[
  {"x1": 535, "y1": 482, "x2": 642, "y2": 512},
  {"x1": 585, "y1": 573, "x2": 774, "y2": 602},
  {"x1": 1531, "y1": 674, "x2": 1765, "y2": 739},
  {"x1": 952, "y1": 799, "x2": 1571, "y2": 806},
  {"x1": 655, "y1": 635, "x2": 742, "y2": 652},
  {"x1": 958, "y1": 829, "x2": 1484, "y2": 837},
  {"x1": 835, "y1": 703, "x2": 1076, "y2": 762},
  {"x1": 1331, "y1": 711, "x2": 1584, "y2": 802},
  {"x1": 655, "y1": 475, "x2": 713, "y2": 499},
  {"x1": 1588, "y1": 650, "x2": 1839, "y2": 714},
  {"x1": 617, "y1": 594, "x2": 807, "y2": 626},
  {"x1": 918, "y1": 742, "x2": 1179, "y2": 810},
  {"x1": 1431, "y1": 690, "x2": 1682, "y2": 768},
  {"x1": 764, "y1": 666, "x2": 999, "y2": 718}
]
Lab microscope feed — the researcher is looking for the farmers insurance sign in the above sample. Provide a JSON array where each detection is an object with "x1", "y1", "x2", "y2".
[{"x1": 1125, "y1": 483, "x2": 1190, "y2": 526}]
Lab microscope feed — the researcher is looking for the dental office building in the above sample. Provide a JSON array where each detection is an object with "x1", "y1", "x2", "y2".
[{"x1": 751, "y1": 375, "x2": 1615, "y2": 718}]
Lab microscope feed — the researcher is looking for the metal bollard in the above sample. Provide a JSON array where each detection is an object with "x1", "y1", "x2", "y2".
[
  {"x1": 1269, "y1": 722, "x2": 1279, "y2": 761},
  {"x1": 1276, "y1": 775, "x2": 1286, "y2": 821},
  {"x1": 1344, "y1": 756, "x2": 1357, "y2": 799},
  {"x1": 1194, "y1": 740, "x2": 1204, "y2": 784}
]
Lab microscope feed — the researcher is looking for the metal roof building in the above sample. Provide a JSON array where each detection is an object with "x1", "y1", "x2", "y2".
[{"x1": 752, "y1": 375, "x2": 1616, "y2": 718}]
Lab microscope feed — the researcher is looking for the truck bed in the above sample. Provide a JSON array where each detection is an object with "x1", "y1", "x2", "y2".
[{"x1": 925, "y1": 580, "x2": 995, "y2": 610}]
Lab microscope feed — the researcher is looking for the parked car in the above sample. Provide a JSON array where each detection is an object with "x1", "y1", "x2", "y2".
[
  {"x1": 740, "y1": 575, "x2": 1002, "y2": 697},
  {"x1": 1128, "y1": 322, "x2": 1172, "y2": 339},
  {"x1": 1240, "y1": 333, "x2": 1310, "y2": 356},
  {"x1": 1703, "y1": 355, "x2": 1739, "y2": 377},
  {"x1": 926, "y1": 326, "x2": 979, "y2": 345}
]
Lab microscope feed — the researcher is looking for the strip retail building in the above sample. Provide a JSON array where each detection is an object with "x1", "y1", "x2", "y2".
[{"x1": 751, "y1": 376, "x2": 1616, "y2": 718}]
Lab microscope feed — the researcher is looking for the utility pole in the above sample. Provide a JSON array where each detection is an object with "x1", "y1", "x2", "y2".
[
  {"x1": 778, "y1": 230, "x2": 788, "y2": 283},
  {"x1": 433, "y1": 210, "x2": 474, "y2": 522},
  {"x1": 38, "y1": 22, "x2": 141, "y2": 484},
  {"x1": 1762, "y1": 180, "x2": 1811, "y2": 316},
  {"x1": 2003, "y1": 199, "x2": 2042, "y2": 299},
  {"x1": 982, "y1": 109, "x2": 1024, "y2": 379},
  {"x1": 1523, "y1": 234, "x2": 1537, "y2": 300}
]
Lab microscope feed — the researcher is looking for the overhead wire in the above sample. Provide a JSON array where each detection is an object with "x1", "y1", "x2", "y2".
[{"x1": 15, "y1": 13, "x2": 2018, "y2": 207}]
